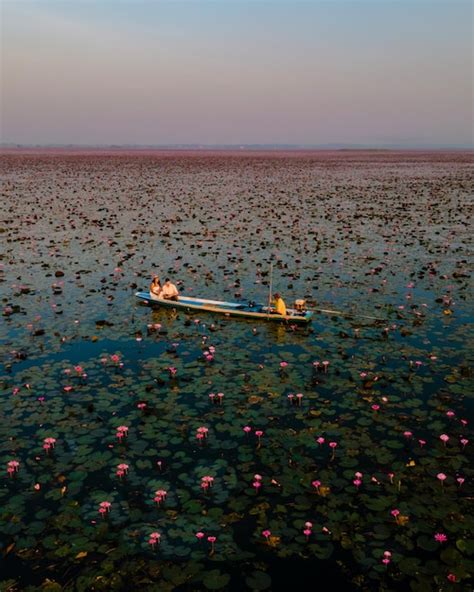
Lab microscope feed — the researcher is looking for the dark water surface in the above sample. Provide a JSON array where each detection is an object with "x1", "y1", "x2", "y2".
[{"x1": 1, "y1": 150, "x2": 473, "y2": 591}]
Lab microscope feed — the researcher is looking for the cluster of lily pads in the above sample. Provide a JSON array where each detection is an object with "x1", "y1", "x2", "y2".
[{"x1": 1, "y1": 151, "x2": 473, "y2": 591}]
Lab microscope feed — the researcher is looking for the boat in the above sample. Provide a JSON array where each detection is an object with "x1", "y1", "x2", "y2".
[{"x1": 135, "y1": 292, "x2": 313, "y2": 324}]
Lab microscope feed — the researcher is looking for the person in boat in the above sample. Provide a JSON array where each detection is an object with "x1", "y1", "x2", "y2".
[
  {"x1": 162, "y1": 278, "x2": 179, "y2": 301},
  {"x1": 273, "y1": 292, "x2": 287, "y2": 316},
  {"x1": 149, "y1": 276, "x2": 163, "y2": 300}
]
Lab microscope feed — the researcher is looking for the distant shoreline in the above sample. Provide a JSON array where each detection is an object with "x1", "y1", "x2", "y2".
[{"x1": 1, "y1": 146, "x2": 473, "y2": 157}]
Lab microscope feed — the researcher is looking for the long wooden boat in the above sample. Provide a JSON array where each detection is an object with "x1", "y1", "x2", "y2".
[{"x1": 135, "y1": 292, "x2": 313, "y2": 324}]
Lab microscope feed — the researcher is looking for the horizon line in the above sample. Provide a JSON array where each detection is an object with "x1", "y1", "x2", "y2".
[{"x1": 1, "y1": 142, "x2": 473, "y2": 151}]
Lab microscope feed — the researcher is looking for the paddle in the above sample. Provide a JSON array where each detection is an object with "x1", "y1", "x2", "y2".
[{"x1": 308, "y1": 307, "x2": 386, "y2": 322}]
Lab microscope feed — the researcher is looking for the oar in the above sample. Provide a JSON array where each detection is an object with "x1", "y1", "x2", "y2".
[{"x1": 308, "y1": 307, "x2": 386, "y2": 322}]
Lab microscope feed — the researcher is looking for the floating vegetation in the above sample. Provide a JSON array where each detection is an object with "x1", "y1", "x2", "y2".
[{"x1": 0, "y1": 150, "x2": 473, "y2": 590}]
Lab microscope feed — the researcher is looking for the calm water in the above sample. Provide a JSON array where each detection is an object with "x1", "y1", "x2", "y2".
[{"x1": 1, "y1": 150, "x2": 473, "y2": 591}]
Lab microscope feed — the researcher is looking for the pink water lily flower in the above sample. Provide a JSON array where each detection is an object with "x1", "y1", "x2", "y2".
[{"x1": 447, "y1": 574, "x2": 457, "y2": 582}]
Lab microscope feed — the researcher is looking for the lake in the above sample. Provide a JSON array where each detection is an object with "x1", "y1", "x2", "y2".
[{"x1": 1, "y1": 149, "x2": 473, "y2": 591}]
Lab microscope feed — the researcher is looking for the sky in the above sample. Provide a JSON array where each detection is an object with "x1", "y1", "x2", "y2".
[{"x1": 1, "y1": 0, "x2": 473, "y2": 147}]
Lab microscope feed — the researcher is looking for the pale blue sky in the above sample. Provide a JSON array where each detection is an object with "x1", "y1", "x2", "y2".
[{"x1": 1, "y1": 1, "x2": 472, "y2": 146}]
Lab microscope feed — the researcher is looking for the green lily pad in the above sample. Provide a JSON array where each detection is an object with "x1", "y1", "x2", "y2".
[{"x1": 203, "y1": 570, "x2": 231, "y2": 590}]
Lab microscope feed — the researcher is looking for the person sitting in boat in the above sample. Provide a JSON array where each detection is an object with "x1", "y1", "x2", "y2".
[
  {"x1": 162, "y1": 278, "x2": 179, "y2": 301},
  {"x1": 150, "y1": 276, "x2": 163, "y2": 300},
  {"x1": 273, "y1": 292, "x2": 287, "y2": 316}
]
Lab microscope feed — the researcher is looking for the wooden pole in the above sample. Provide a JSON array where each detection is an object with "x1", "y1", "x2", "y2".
[{"x1": 267, "y1": 262, "x2": 273, "y2": 319}]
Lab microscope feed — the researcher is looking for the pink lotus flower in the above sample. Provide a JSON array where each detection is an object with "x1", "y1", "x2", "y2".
[
  {"x1": 279, "y1": 362, "x2": 288, "y2": 368},
  {"x1": 372, "y1": 404, "x2": 380, "y2": 411},
  {"x1": 148, "y1": 532, "x2": 161, "y2": 548},
  {"x1": 456, "y1": 477, "x2": 465, "y2": 487},
  {"x1": 460, "y1": 438, "x2": 469, "y2": 448},
  {"x1": 110, "y1": 354, "x2": 120, "y2": 364},
  {"x1": 312, "y1": 480, "x2": 321, "y2": 492},
  {"x1": 262, "y1": 529, "x2": 271, "y2": 540},
  {"x1": 447, "y1": 574, "x2": 457, "y2": 582},
  {"x1": 403, "y1": 431, "x2": 413, "y2": 439},
  {"x1": 137, "y1": 402, "x2": 147, "y2": 410},
  {"x1": 446, "y1": 410, "x2": 455, "y2": 418},
  {"x1": 418, "y1": 439, "x2": 426, "y2": 447},
  {"x1": 207, "y1": 535, "x2": 216, "y2": 553},
  {"x1": 243, "y1": 425, "x2": 252, "y2": 434},
  {"x1": 440, "y1": 434, "x2": 449, "y2": 445},
  {"x1": 195, "y1": 531, "x2": 205, "y2": 540},
  {"x1": 98, "y1": 501, "x2": 111, "y2": 516},
  {"x1": 316, "y1": 437, "x2": 325, "y2": 446},
  {"x1": 353, "y1": 479, "x2": 362, "y2": 489},
  {"x1": 303, "y1": 528, "x2": 312, "y2": 539},
  {"x1": 255, "y1": 430, "x2": 264, "y2": 440},
  {"x1": 196, "y1": 426, "x2": 209, "y2": 443},
  {"x1": 7, "y1": 460, "x2": 20, "y2": 477},
  {"x1": 434, "y1": 532, "x2": 448, "y2": 543},
  {"x1": 305, "y1": 521, "x2": 313, "y2": 528},
  {"x1": 437, "y1": 473, "x2": 447, "y2": 484}
]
